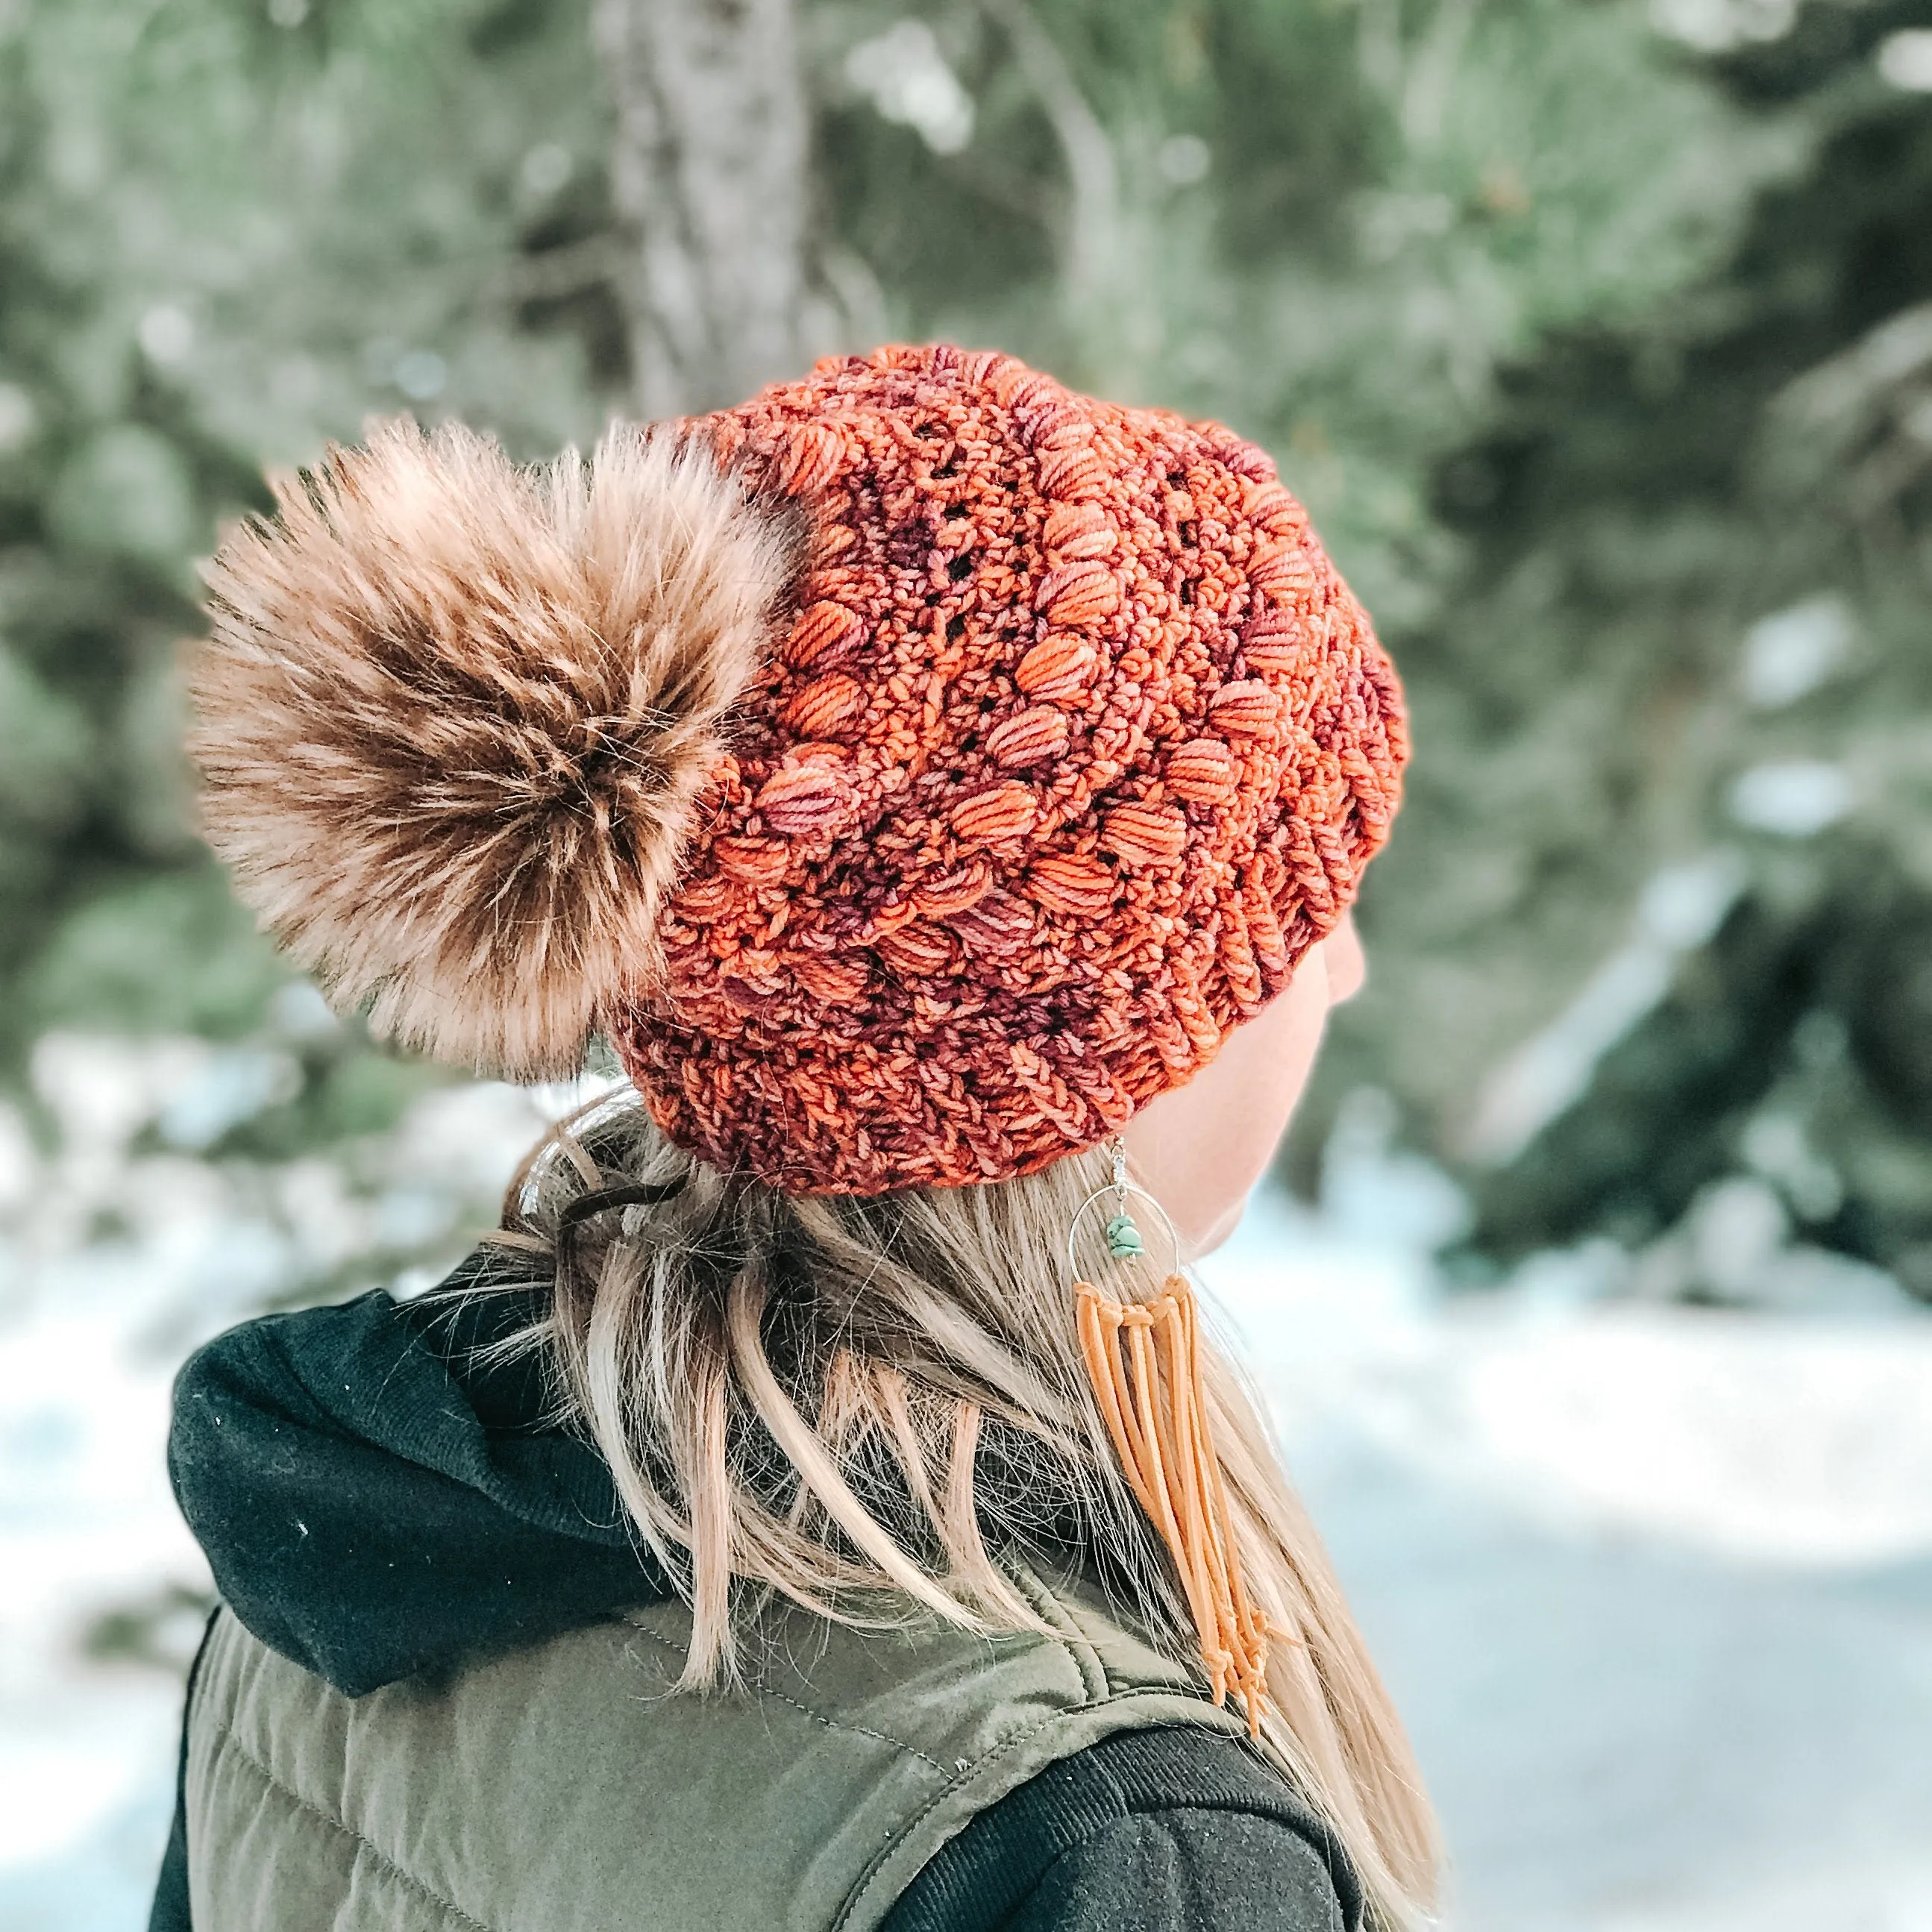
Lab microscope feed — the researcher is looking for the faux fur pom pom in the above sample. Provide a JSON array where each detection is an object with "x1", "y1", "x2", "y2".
[{"x1": 189, "y1": 418, "x2": 800, "y2": 1079}]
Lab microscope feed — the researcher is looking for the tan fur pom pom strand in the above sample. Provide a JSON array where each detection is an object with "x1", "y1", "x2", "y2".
[{"x1": 188, "y1": 418, "x2": 801, "y2": 1079}]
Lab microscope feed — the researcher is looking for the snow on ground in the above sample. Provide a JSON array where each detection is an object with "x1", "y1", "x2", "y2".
[
  {"x1": 1202, "y1": 1191, "x2": 1932, "y2": 1932},
  {"x1": 3, "y1": 1044, "x2": 1931, "y2": 1930},
  {"x1": 0, "y1": 1043, "x2": 586, "y2": 1931}
]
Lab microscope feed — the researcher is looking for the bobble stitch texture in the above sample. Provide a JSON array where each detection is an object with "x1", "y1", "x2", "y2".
[{"x1": 613, "y1": 345, "x2": 1408, "y2": 1196}]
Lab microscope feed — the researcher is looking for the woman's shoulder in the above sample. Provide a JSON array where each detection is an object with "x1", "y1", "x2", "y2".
[
  {"x1": 184, "y1": 1593, "x2": 1355, "y2": 1932},
  {"x1": 887, "y1": 1725, "x2": 1362, "y2": 1932}
]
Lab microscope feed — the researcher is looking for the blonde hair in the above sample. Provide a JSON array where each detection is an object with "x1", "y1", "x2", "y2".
[{"x1": 475, "y1": 1094, "x2": 1440, "y2": 1926}]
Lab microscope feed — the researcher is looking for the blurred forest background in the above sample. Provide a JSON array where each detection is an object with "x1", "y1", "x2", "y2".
[
  {"x1": 3, "y1": 0, "x2": 1931, "y2": 1314},
  {"x1": 7, "y1": 4, "x2": 1932, "y2": 1926}
]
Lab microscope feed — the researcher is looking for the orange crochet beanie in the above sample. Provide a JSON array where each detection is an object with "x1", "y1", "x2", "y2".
[{"x1": 191, "y1": 343, "x2": 1406, "y2": 1196}]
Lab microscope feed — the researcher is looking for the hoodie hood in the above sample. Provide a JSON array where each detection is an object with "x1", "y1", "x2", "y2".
[{"x1": 169, "y1": 1251, "x2": 669, "y2": 1697}]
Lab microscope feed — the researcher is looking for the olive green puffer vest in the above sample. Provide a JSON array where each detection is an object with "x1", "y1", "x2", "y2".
[{"x1": 184, "y1": 1566, "x2": 1251, "y2": 1932}]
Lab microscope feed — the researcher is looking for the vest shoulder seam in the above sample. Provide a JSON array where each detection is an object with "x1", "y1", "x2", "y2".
[
  {"x1": 624, "y1": 1616, "x2": 956, "y2": 1775},
  {"x1": 1007, "y1": 1562, "x2": 1108, "y2": 1702},
  {"x1": 757, "y1": 1681, "x2": 955, "y2": 1776},
  {"x1": 835, "y1": 1692, "x2": 1231, "y2": 1932},
  {"x1": 202, "y1": 1713, "x2": 498, "y2": 1932}
]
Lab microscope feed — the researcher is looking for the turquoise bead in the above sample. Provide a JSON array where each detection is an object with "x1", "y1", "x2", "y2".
[{"x1": 1105, "y1": 1213, "x2": 1144, "y2": 1258}]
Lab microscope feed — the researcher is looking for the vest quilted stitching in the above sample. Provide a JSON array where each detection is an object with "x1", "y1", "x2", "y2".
[{"x1": 186, "y1": 1569, "x2": 1249, "y2": 1932}]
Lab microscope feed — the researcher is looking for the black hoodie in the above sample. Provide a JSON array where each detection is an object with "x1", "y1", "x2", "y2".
[{"x1": 151, "y1": 1252, "x2": 1361, "y2": 1932}]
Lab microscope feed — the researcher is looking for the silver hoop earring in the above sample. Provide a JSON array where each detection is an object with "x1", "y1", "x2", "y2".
[{"x1": 1065, "y1": 1137, "x2": 1182, "y2": 1277}]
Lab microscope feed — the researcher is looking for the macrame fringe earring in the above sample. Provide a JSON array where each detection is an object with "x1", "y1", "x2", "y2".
[{"x1": 1071, "y1": 1142, "x2": 1274, "y2": 1737}]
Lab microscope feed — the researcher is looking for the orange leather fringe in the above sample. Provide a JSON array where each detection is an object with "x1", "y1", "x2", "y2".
[{"x1": 1076, "y1": 1273, "x2": 1271, "y2": 1737}]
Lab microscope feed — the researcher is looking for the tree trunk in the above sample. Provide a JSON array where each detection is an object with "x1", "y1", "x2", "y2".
[{"x1": 593, "y1": 0, "x2": 812, "y2": 418}]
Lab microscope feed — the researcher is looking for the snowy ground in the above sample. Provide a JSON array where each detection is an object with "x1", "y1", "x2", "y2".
[
  {"x1": 1205, "y1": 1191, "x2": 1932, "y2": 1932},
  {"x1": 4, "y1": 1046, "x2": 1931, "y2": 1930}
]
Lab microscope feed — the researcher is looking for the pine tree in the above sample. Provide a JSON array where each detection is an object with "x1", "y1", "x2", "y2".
[
  {"x1": 1362, "y1": 1, "x2": 1932, "y2": 1300},
  {"x1": 0, "y1": 0, "x2": 1858, "y2": 1301}
]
